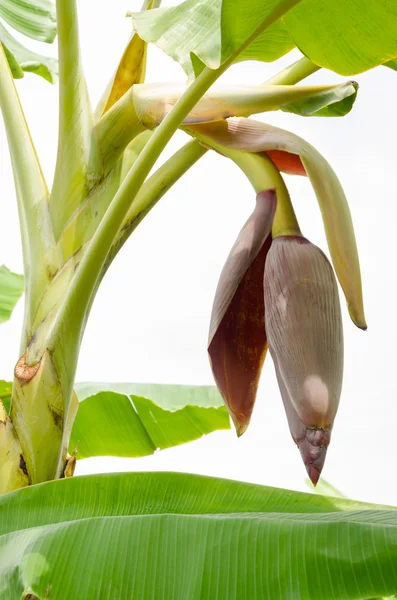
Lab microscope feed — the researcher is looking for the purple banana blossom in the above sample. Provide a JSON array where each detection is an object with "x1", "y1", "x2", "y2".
[{"x1": 208, "y1": 191, "x2": 344, "y2": 485}]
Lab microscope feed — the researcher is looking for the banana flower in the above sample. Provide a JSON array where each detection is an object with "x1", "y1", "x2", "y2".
[{"x1": 208, "y1": 189, "x2": 343, "y2": 485}]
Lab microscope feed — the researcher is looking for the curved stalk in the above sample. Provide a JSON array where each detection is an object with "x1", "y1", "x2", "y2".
[
  {"x1": 226, "y1": 151, "x2": 301, "y2": 238},
  {"x1": 264, "y1": 56, "x2": 321, "y2": 85},
  {"x1": 186, "y1": 131, "x2": 301, "y2": 237},
  {"x1": 95, "y1": 79, "x2": 352, "y2": 173}
]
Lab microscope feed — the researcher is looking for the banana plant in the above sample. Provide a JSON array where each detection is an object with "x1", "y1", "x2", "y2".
[
  {"x1": 1, "y1": 0, "x2": 396, "y2": 493},
  {"x1": 1, "y1": 0, "x2": 397, "y2": 596}
]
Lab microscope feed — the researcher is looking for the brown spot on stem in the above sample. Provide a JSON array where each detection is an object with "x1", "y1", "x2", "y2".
[
  {"x1": 14, "y1": 354, "x2": 41, "y2": 383},
  {"x1": 49, "y1": 405, "x2": 63, "y2": 430},
  {"x1": 25, "y1": 595, "x2": 40, "y2": 600},
  {"x1": 19, "y1": 454, "x2": 29, "y2": 477}
]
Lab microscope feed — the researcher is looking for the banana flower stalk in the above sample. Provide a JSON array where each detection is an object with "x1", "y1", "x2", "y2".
[{"x1": 208, "y1": 189, "x2": 344, "y2": 485}]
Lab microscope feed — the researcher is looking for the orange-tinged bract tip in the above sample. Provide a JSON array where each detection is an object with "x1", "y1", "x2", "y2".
[
  {"x1": 208, "y1": 189, "x2": 277, "y2": 435},
  {"x1": 265, "y1": 236, "x2": 343, "y2": 483}
]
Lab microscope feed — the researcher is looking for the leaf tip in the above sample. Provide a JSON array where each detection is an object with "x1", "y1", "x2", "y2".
[{"x1": 348, "y1": 304, "x2": 367, "y2": 331}]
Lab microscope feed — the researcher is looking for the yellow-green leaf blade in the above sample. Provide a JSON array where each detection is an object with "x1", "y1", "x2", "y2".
[{"x1": 284, "y1": 0, "x2": 397, "y2": 75}]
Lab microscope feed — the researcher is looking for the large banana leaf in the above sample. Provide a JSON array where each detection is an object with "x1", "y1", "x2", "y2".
[
  {"x1": 0, "y1": 472, "x2": 396, "y2": 598},
  {"x1": 133, "y1": 0, "x2": 397, "y2": 76},
  {"x1": 0, "y1": 265, "x2": 23, "y2": 324},
  {"x1": 71, "y1": 382, "x2": 230, "y2": 458},
  {"x1": 132, "y1": 0, "x2": 298, "y2": 77},
  {"x1": 283, "y1": 0, "x2": 397, "y2": 75}
]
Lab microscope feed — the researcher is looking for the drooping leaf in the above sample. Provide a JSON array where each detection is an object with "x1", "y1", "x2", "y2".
[
  {"x1": 283, "y1": 0, "x2": 397, "y2": 75},
  {"x1": 208, "y1": 190, "x2": 276, "y2": 436},
  {"x1": 0, "y1": 0, "x2": 56, "y2": 43},
  {"x1": 281, "y1": 80, "x2": 358, "y2": 117},
  {"x1": 71, "y1": 382, "x2": 230, "y2": 458},
  {"x1": 0, "y1": 265, "x2": 23, "y2": 324},
  {"x1": 132, "y1": 80, "x2": 359, "y2": 126},
  {"x1": 132, "y1": 0, "x2": 298, "y2": 78},
  {"x1": 0, "y1": 472, "x2": 396, "y2": 598},
  {"x1": 0, "y1": 21, "x2": 57, "y2": 82},
  {"x1": 188, "y1": 118, "x2": 366, "y2": 329}
]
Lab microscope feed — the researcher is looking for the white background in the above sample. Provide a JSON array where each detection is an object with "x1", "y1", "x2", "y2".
[{"x1": 1, "y1": 0, "x2": 397, "y2": 505}]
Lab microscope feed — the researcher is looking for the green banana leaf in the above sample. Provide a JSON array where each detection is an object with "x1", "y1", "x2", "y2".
[
  {"x1": 0, "y1": 472, "x2": 396, "y2": 599},
  {"x1": 133, "y1": 80, "x2": 359, "y2": 124},
  {"x1": 281, "y1": 80, "x2": 358, "y2": 117},
  {"x1": 132, "y1": 0, "x2": 296, "y2": 78},
  {"x1": 133, "y1": 0, "x2": 397, "y2": 77},
  {"x1": 306, "y1": 478, "x2": 346, "y2": 499},
  {"x1": 0, "y1": 21, "x2": 57, "y2": 82},
  {"x1": 71, "y1": 382, "x2": 230, "y2": 458},
  {"x1": 0, "y1": 380, "x2": 230, "y2": 458},
  {"x1": 385, "y1": 58, "x2": 397, "y2": 72},
  {"x1": 0, "y1": 0, "x2": 57, "y2": 81},
  {"x1": 283, "y1": 0, "x2": 397, "y2": 75},
  {"x1": 0, "y1": 380, "x2": 11, "y2": 412},
  {"x1": 0, "y1": 0, "x2": 56, "y2": 43},
  {"x1": 0, "y1": 265, "x2": 23, "y2": 324}
]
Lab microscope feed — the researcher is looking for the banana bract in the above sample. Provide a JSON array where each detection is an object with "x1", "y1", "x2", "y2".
[
  {"x1": 264, "y1": 236, "x2": 343, "y2": 485},
  {"x1": 208, "y1": 190, "x2": 277, "y2": 435},
  {"x1": 209, "y1": 192, "x2": 344, "y2": 484},
  {"x1": 190, "y1": 117, "x2": 366, "y2": 330}
]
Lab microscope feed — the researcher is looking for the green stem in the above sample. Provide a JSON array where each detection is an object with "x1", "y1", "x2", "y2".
[
  {"x1": 224, "y1": 151, "x2": 301, "y2": 238},
  {"x1": 48, "y1": 0, "x2": 303, "y2": 375},
  {"x1": 94, "y1": 90, "x2": 147, "y2": 175},
  {"x1": 0, "y1": 393, "x2": 10, "y2": 401},
  {"x1": 187, "y1": 133, "x2": 301, "y2": 237},
  {"x1": 0, "y1": 43, "x2": 59, "y2": 339},
  {"x1": 105, "y1": 139, "x2": 208, "y2": 273},
  {"x1": 50, "y1": 65, "x2": 221, "y2": 358},
  {"x1": 265, "y1": 56, "x2": 320, "y2": 85},
  {"x1": 51, "y1": 0, "x2": 100, "y2": 240}
]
